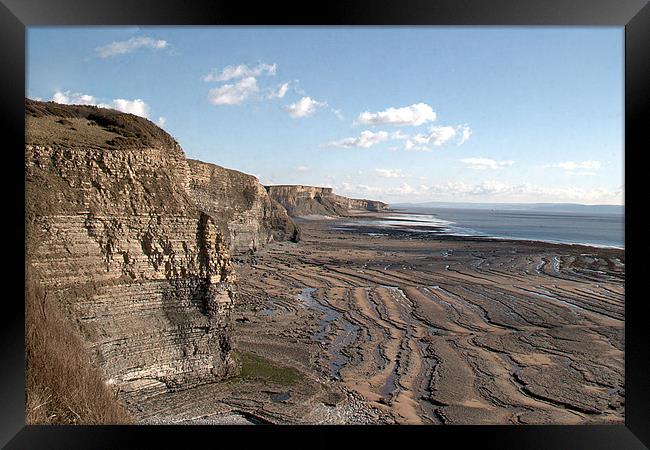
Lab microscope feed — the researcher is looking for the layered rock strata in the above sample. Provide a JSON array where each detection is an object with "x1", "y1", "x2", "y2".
[
  {"x1": 24, "y1": 99, "x2": 295, "y2": 402},
  {"x1": 187, "y1": 160, "x2": 300, "y2": 254},
  {"x1": 265, "y1": 185, "x2": 388, "y2": 217}
]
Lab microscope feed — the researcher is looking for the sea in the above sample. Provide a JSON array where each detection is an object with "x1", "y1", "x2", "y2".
[{"x1": 364, "y1": 207, "x2": 625, "y2": 249}]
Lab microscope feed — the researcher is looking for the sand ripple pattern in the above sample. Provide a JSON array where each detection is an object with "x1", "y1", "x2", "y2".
[{"x1": 234, "y1": 220, "x2": 625, "y2": 424}]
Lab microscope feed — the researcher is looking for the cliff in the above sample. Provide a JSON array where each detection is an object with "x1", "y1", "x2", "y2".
[
  {"x1": 187, "y1": 160, "x2": 300, "y2": 254},
  {"x1": 265, "y1": 185, "x2": 388, "y2": 217},
  {"x1": 24, "y1": 99, "x2": 296, "y2": 408},
  {"x1": 26, "y1": 265, "x2": 133, "y2": 424}
]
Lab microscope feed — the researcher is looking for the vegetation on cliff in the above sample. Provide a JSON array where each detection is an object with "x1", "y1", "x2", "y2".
[
  {"x1": 26, "y1": 99, "x2": 178, "y2": 150},
  {"x1": 233, "y1": 351, "x2": 303, "y2": 386},
  {"x1": 26, "y1": 265, "x2": 132, "y2": 424},
  {"x1": 24, "y1": 99, "x2": 302, "y2": 423}
]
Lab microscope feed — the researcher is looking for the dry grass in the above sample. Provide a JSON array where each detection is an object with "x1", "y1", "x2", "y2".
[
  {"x1": 26, "y1": 98, "x2": 177, "y2": 149},
  {"x1": 25, "y1": 267, "x2": 133, "y2": 424}
]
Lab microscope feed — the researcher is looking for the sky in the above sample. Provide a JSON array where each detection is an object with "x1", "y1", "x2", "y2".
[{"x1": 27, "y1": 27, "x2": 624, "y2": 205}]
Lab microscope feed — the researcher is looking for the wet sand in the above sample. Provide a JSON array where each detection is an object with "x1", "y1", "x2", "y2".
[{"x1": 133, "y1": 213, "x2": 625, "y2": 424}]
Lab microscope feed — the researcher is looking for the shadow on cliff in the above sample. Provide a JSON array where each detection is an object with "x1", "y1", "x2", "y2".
[{"x1": 157, "y1": 213, "x2": 238, "y2": 389}]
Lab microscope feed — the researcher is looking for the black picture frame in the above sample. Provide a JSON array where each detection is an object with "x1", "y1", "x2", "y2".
[{"x1": 1, "y1": 0, "x2": 648, "y2": 448}]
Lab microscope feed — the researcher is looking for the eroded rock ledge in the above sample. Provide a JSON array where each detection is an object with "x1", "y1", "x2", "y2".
[
  {"x1": 265, "y1": 185, "x2": 388, "y2": 217},
  {"x1": 24, "y1": 99, "x2": 298, "y2": 403}
]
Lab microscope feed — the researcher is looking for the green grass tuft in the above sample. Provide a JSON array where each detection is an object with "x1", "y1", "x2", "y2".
[{"x1": 233, "y1": 350, "x2": 303, "y2": 386}]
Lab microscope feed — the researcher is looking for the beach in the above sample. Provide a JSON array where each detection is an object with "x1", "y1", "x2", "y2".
[{"x1": 130, "y1": 212, "x2": 625, "y2": 424}]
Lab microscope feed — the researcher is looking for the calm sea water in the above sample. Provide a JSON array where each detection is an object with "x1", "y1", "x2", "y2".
[{"x1": 384, "y1": 207, "x2": 625, "y2": 248}]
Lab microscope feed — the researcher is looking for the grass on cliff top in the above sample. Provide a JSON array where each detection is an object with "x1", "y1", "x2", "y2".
[
  {"x1": 26, "y1": 98, "x2": 177, "y2": 149},
  {"x1": 232, "y1": 350, "x2": 303, "y2": 386},
  {"x1": 26, "y1": 268, "x2": 133, "y2": 424}
]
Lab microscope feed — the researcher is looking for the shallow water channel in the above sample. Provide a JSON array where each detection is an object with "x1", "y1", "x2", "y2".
[{"x1": 298, "y1": 287, "x2": 360, "y2": 379}]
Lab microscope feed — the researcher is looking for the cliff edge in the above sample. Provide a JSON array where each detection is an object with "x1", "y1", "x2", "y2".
[
  {"x1": 25, "y1": 99, "x2": 297, "y2": 413},
  {"x1": 187, "y1": 160, "x2": 300, "y2": 254},
  {"x1": 265, "y1": 185, "x2": 388, "y2": 217}
]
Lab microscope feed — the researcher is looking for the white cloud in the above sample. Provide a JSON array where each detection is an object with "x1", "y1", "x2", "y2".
[
  {"x1": 95, "y1": 36, "x2": 167, "y2": 58},
  {"x1": 404, "y1": 124, "x2": 472, "y2": 151},
  {"x1": 356, "y1": 103, "x2": 437, "y2": 127},
  {"x1": 208, "y1": 76, "x2": 259, "y2": 105},
  {"x1": 390, "y1": 130, "x2": 410, "y2": 140},
  {"x1": 284, "y1": 96, "x2": 327, "y2": 118},
  {"x1": 156, "y1": 116, "x2": 167, "y2": 127},
  {"x1": 331, "y1": 108, "x2": 344, "y2": 120},
  {"x1": 52, "y1": 91, "x2": 97, "y2": 105},
  {"x1": 566, "y1": 171, "x2": 597, "y2": 176},
  {"x1": 375, "y1": 169, "x2": 406, "y2": 178},
  {"x1": 324, "y1": 130, "x2": 410, "y2": 149},
  {"x1": 460, "y1": 158, "x2": 514, "y2": 170},
  {"x1": 541, "y1": 160, "x2": 602, "y2": 176},
  {"x1": 424, "y1": 180, "x2": 619, "y2": 204},
  {"x1": 543, "y1": 160, "x2": 602, "y2": 171},
  {"x1": 422, "y1": 126, "x2": 457, "y2": 146},
  {"x1": 202, "y1": 62, "x2": 288, "y2": 106},
  {"x1": 324, "y1": 130, "x2": 390, "y2": 148},
  {"x1": 396, "y1": 183, "x2": 418, "y2": 194},
  {"x1": 457, "y1": 125, "x2": 472, "y2": 145},
  {"x1": 51, "y1": 91, "x2": 152, "y2": 118},
  {"x1": 335, "y1": 180, "x2": 622, "y2": 205},
  {"x1": 295, "y1": 165, "x2": 309, "y2": 172},
  {"x1": 110, "y1": 98, "x2": 151, "y2": 118},
  {"x1": 267, "y1": 81, "x2": 290, "y2": 99},
  {"x1": 337, "y1": 182, "x2": 419, "y2": 197},
  {"x1": 323, "y1": 124, "x2": 468, "y2": 151},
  {"x1": 202, "y1": 63, "x2": 277, "y2": 82}
]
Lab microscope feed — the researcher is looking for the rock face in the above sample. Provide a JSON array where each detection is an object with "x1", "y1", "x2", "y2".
[
  {"x1": 265, "y1": 185, "x2": 388, "y2": 217},
  {"x1": 24, "y1": 99, "x2": 296, "y2": 402},
  {"x1": 187, "y1": 160, "x2": 300, "y2": 254}
]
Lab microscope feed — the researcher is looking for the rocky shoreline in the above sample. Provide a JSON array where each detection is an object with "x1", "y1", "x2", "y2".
[
  {"x1": 129, "y1": 213, "x2": 624, "y2": 424},
  {"x1": 25, "y1": 100, "x2": 624, "y2": 425}
]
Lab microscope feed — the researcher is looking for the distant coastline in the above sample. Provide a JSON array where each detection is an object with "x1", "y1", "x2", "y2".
[
  {"x1": 340, "y1": 207, "x2": 625, "y2": 249},
  {"x1": 391, "y1": 202, "x2": 624, "y2": 215}
]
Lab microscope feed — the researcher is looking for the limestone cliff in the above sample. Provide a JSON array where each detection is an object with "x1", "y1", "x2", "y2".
[
  {"x1": 24, "y1": 99, "x2": 295, "y2": 404},
  {"x1": 187, "y1": 160, "x2": 300, "y2": 254},
  {"x1": 265, "y1": 185, "x2": 388, "y2": 217}
]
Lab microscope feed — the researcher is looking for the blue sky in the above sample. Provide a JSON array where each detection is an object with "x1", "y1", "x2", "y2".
[{"x1": 27, "y1": 27, "x2": 624, "y2": 205}]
